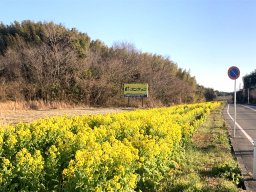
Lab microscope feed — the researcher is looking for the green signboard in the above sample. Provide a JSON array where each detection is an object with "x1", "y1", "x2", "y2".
[{"x1": 124, "y1": 83, "x2": 148, "y2": 97}]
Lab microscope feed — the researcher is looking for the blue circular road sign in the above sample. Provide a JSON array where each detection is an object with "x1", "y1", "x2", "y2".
[{"x1": 228, "y1": 66, "x2": 240, "y2": 80}]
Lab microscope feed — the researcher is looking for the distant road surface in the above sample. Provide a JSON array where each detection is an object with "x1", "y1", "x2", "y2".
[{"x1": 224, "y1": 104, "x2": 256, "y2": 191}]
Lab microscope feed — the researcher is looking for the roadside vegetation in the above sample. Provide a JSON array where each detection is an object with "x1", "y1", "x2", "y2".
[{"x1": 162, "y1": 104, "x2": 242, "y2": 191}]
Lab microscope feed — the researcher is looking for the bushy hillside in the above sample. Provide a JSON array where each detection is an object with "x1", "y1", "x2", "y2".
[{"x1": 0, "y1": 20, "x2": 206, "y2": 106}]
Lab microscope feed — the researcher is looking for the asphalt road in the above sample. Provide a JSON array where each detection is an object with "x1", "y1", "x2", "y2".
[{"x1": 224, "y1": 104, "x2": 256, "y2": 191}]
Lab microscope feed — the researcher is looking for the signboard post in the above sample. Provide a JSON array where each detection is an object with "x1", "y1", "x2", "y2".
[
  {"x1": 123, "y1": 83, "x2": 148, "y2": 107},
  {"x1": 228, "y1": 66, "x2": 240, "y2": 137}
]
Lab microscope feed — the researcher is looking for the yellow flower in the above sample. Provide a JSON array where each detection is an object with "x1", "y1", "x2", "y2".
[
  {"x1": 129, "y1": 174, "x2": 137, "y2": 188},
  {"x1": 117, "y1": 165, "x2": 125, "y2": 175}
]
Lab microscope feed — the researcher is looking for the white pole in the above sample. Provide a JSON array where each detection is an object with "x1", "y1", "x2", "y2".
[
  {"x1": 254, "y1": 140, "x2": 256, "y2": 180},
  {"x1": 234, "y1": 79, "x2": 237, "y2": 137}
]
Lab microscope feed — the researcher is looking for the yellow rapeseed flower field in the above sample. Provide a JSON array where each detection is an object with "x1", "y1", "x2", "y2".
[{"x1": 0, "y1": 102, "x2": 220, "y2": 191}]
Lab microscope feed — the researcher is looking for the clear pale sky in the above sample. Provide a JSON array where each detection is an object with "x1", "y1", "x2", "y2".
[{"x1": 2, "y1": 0, "x2": 256, "y2": 92}]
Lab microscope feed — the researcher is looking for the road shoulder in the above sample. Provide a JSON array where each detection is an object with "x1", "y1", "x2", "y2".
[{"x1": 224, "y1": 105, "x2": 256, "y2": 191}]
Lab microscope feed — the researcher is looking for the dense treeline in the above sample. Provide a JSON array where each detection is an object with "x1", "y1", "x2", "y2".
[
  {"x1": 243, "y1": 70, "x2": 256, "y2": 89},
  {"x1": 237, "y1": 69, "x2": 256, "y2": 103},
  {"x1": 0, "y1": 21, "x2": 207, "y2": 106}
]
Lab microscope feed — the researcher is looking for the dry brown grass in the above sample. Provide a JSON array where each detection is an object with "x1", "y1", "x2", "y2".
[
  {"x1": 0, "y1": 101, "x2": 79, "y2": 111},
  {"x1": 0, "y1": 101, "x2": 127, "y2": 125},
  {"x1": 0, "y1": 101, "x2": 26, "y2": 110}
]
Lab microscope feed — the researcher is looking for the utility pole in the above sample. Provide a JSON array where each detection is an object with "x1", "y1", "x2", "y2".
[{"x1": 248, "y1": 88, "x2": 250, "y2": 104}]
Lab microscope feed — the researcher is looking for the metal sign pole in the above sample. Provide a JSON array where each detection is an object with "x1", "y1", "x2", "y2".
[
  {"x1": 234, "y1": 79, "x2": 237, "y2": 137},
  {"x1": 228, "y1": 66, "x2": 240, "y2": 138}
]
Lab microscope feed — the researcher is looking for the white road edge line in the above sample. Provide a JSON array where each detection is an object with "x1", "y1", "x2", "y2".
[
  {"x1": 227, "y1": 104, "x2": 254, "y2": 145},
  {"x1": 241, "y1": 105, "x2": 256, "y2": 112}
]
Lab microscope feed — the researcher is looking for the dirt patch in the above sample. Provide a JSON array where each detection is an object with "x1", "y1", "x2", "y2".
[{"x1": 0, "y1": 108, "x2": 129, "y2": 125}]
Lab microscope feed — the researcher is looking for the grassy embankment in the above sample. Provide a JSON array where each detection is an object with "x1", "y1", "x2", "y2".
[{"x1": 162, "y1": 104, "x2": 243, "y2": 191}]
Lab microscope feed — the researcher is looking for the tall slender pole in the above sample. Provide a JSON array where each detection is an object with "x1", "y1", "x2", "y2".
[
  {"x1": 248, "y1": 88, "x2": 250, "y2": 104},
  {"x1": 234, "y1": 79, "x2": 237, "y2": 137}
]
